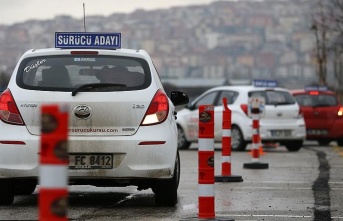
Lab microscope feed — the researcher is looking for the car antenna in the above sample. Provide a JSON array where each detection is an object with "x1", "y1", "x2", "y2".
[{"x1": 83, "y1": 3, "x2": 87, "y2": 32}]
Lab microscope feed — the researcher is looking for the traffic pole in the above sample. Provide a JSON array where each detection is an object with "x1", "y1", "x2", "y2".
[
  {"x1": 243, "y1": 110, "x2": 268, "y2": 169},
  {"x1": 198, "y1": 105, "x2": 215, "y2": 219},
  {"x1": 215, "y1": 98, "x2": 243, "y2": 182},
  {"x1": 181, "y1": 105, "x2": 234, "y2": 221},
  {"x1": 39, "y1": 104, "x2": 69, "y2": 221}
]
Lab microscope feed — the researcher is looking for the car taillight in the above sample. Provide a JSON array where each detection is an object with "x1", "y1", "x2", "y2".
[
  {"x1": 141, "y1": 89, "x2": 169, "y2": 126},
  {"x1": 0, "y1": 89, "x2": 25, "y2": 125},
  {"x1": 338, "y1": 107, "x2": 343, "y2": 117},
  {"x1": 309, "y1": 91, "x2": 319, "y2": 95},
  {"x1": 240, "y1": 104, "x2": 248, "y2": 116},
  {"x1": 70, "y1": 51, "x2": 99, "y2": 55}
]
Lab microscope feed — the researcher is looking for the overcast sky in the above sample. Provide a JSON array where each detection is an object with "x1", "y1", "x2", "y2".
[{"x1": 0, "y1": 0, "x2": 217, "y2": 25}]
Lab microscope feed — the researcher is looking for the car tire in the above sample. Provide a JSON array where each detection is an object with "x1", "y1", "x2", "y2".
[
  {"x1": 15, "y1": 180, "x2": 37, "y2": 195},
  {"x1": 153, "y1": 151, "x2": 180, "y2": 207},
  {"x1": 317, "y1": 140, "x2": 331, "y2": 146},
  {"x1": 231, "y1": 125, "x2": 247, "y2": 151},
  {"x1": 177, "y1": 125, "x2": 191, "y2": 149},
  {"x1": 284, "y1": 140, "x2": 303, "y2": 152},
  {"x1": 0, "y1": 180, "x2": 15, "y2": 205},
  {"x1": 337, "y1": 139, "x2": 343, "y2": 146}
]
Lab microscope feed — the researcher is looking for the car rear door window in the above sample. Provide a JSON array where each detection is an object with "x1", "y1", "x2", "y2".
[{"x1": 249, "y1": 90, "x2": 296, "y2": 105}]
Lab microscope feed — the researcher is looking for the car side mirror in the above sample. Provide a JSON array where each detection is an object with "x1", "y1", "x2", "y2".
[{"x1": 170, "y1": 91, "x2": 189, "y2": 106}]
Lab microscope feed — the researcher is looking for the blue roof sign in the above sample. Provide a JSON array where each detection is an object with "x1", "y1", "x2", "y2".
[
  {"x1": 253, "y1": 79, "x2": 278, "y2": 88},
  {"x1": 305, "y1": 85, "x2": 328, "y2": 91},
  {"x1": 55, "y1": 32, "x2": 121, "y2": 49}
]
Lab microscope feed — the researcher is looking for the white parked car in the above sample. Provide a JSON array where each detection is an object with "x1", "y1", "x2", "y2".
[
  {"x1": 176, "y1": 83, "x2": 306, "y2": 152},
  {"x1": 0, "y1": 32, "x2": 189, "y2": 206}
]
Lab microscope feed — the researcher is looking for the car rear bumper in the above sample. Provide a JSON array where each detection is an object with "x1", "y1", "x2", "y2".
[
  {"x1": 305, "y1": 119, "x2": 343, "y2": 139},
  {"x1": 245, "y1": 119, "x2": 306, "y2": 141},
  {"x1": 0, "y1": 123, "x2": 177, "y2": 180}
]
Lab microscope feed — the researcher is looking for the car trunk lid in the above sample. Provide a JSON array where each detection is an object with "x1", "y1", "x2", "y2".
[{"x1": 13, "y1": 89, "x2": 153, "y2": 136}]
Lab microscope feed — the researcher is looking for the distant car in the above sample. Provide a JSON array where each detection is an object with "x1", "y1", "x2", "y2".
[
  {"x1": 176, "y1": 82, "x2": 306, "y2": 152},
  {"x1": 0, "y1": 32, "x2": 189, "y2": 206},
  {"x1": 291, "y1": 86, "x2": 343, "y2": 146}
]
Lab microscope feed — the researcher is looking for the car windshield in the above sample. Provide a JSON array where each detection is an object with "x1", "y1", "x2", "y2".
[
  {"x1": 294, "y1": 94, "x2": 338, "y2": 107},
  {"x1": 16, "y1": 55, "x2": 151, "y2": 92},
  {"x1": 248, "y1": 90, "x2": 296, "y2": 105}
]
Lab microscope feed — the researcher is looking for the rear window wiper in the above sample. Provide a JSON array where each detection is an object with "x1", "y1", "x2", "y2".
[
  {"x1": 268, "y1": 102, "x2": 293, "y2": 106},
  {"x1": 72, "y1": 83, "x2": 127, "y2": 96}
]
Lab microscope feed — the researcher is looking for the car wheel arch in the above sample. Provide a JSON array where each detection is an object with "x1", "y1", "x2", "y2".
[{"x1": 177, "y1": 124, "x2": 192, "y2": 149}]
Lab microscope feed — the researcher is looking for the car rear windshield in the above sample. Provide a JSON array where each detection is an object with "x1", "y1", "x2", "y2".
[
  {"x1": 294, "y1": 94, "x2": 338, "y2": 107},
  {"x1": 16, "y1": 55, "x2": 151, "y2": 92},
  {"x1": 248, "y1": 90, "x2": 296, "y2": 105}
]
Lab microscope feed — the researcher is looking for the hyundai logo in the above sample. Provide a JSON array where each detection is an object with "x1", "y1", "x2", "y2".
[{"x1": 73, "y1": 105, "x2": 92, "y2": 119}]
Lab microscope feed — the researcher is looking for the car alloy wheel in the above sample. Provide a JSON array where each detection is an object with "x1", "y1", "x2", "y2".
[{"x1": 231, "y1": 125, "x2": 247, "y2": 151}]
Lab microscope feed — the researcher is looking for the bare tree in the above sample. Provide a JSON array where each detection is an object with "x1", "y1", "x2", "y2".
[
  {"x1": 325, "y1": 0, "x2": 343, "y2": 35},
  {"x1": 332, "y1": 46, "x2": 343, "y2": 101},
  {"x1": 311, "y1": 0, "x2": 328, "y2": 86},
  {"x1": 311, "y1": 0, "x2": 343, "y2": 102},
  {"x1": 325, "y1": 0, "x2": 343, "y2": 100}
]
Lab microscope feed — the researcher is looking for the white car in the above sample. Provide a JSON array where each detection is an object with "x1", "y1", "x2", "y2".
[
  {"x1": 176, "y1": 83, "x2": 306, "y2": 152},
  {"x1": 0, "y1": 32, "x2": 189, "y2": 206}
]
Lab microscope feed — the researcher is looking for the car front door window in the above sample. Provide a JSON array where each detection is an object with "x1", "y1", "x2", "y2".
[{"x1": 194, "y1": 91, "x2": 218, "y2": 109}]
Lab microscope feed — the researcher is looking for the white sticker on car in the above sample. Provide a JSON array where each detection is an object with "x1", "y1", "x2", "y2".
[
  {"x1": 24, "y1": 59, "x2": 46, "y2": 72},
  {"x1": 74, "y1": 58, "x2": 96, "y2": 62}
]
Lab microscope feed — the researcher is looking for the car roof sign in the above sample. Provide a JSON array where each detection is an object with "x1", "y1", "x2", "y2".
[
  {"x1": 55, "y1": 32, "x2": 121, "y2": 49},
  {"x1": 304, "y1": 85, "x2": 328, "y2": 91},
  {"x1": 253, "y1": 79, "x2": 278, "y2": 88}
]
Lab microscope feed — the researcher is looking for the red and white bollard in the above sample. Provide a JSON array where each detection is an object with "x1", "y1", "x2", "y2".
[
  {"x1": 181, "y1": 105, "x2": 233, "y2": 221},
  {"x1": 252, "y1": 114, "x2": 261, "y2": 162},
  {"x1": 243, "y1": 109, "x2": 268, "y2": 169},
  {"x1": 215, "y1": 98, "x2": 243, "y2": 182},
  {"x1": 39, "y1": 104, "x2": 69, "y2": 221},
  {"x1": 198, "y1": 105, "x2": 215, "y2": 219}
]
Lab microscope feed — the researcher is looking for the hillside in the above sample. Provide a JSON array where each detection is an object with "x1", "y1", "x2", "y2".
[{"x1": 0, "y1": 0, "x2": 317, "y2": 91}]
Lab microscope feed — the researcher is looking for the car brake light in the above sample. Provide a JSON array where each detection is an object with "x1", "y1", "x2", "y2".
[
  {"x1": 70, "y1": 51, "x2": 99, "y2": 55},
  {"x1": 141, "y1": 89, "x2": 169, "y2": 126},
  {"x1": 240, "y1": 104, "x2": 248, "y2": 116},
  {"x1": 338, "y1": 107, "x2": 343, "y2": 117},
  {"x1": 310, "y1": 91, "x2": 319, "y2": 95},
  {"x1": 0, "y1": 89, "x2": 25, "y2": 125}
]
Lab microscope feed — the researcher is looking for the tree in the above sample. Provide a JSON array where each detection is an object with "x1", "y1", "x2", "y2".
[
  {"x1": 325, "y1": 0, "x2": 343, "y2": 35},
  {"x1": 311, "y1": 0, "x2": 343, "y2": 101},
  {"x1": 311, "y1": 0, "x2": 328, "y2": 86},
  {"x1": 327, "y1": 0, "x2": 343, "y2": 101}
]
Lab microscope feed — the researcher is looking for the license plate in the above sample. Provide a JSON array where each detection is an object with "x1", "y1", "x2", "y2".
[
  {"x1": 307, "y1": 129, "x2": 328, "y2": 135},
  {"x1": 69, "y1": 154, "x2": 113, "y2": 169},
  {"x1": 271, "y1": 130, "x2": 291, "y2": 137}
]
